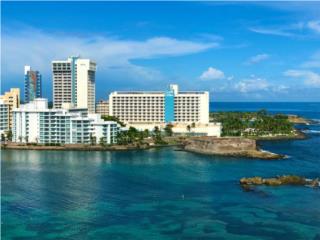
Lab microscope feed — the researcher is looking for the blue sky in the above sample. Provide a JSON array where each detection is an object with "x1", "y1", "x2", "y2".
[{"x1": 2, "y1": 1, "x2": 320, "y2": 102}]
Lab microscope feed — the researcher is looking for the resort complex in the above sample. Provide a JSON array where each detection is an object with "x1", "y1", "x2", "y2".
[
  {"x1": 12, "y1": 98, "x2": 119, "y2": 144},
  {"x1": 0, "y1": 57, "x2": 221, "y2": 144},
  {"x1": 109, "y1": 84, "x2": 221, "y2": 136}
]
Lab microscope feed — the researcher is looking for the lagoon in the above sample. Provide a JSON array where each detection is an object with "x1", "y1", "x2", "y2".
[{"x1": 2, "y1": 102, "x2": 320, "y2": 239}]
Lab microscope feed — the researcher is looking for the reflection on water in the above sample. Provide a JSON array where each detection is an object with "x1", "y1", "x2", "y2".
[
  {"x1": 2, "y1": 141, "x2": 320, "y2": 240},
  {"x1": 2, "y1": 102, "x2": 320, "y2": 239}
]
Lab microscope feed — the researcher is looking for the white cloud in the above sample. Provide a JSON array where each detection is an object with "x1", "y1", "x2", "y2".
[
  {"x1": 249, "y1": 27, "x2": 294, "y2": 37},
  {"x1": 2, "y1": 26, "x2": 218, "y2": 83},
  {"x1": 249, "y1": 20, "x2": 320, "y2": 38},
  {"x1": 307, "y1": 20, "x2": 320, "y2": 33},
  {"x1": 235, "y1": 76, "x2": 269, "y2": 93},
  {"x1": 284, "y1": 69, "x2": 320, "y2": 87},
  {"x1": 245, "y1": 53, "x2": 270, "y2": 65},
  {"x1": 199, "y1": 67, "x2": 225, "y2": 81}
]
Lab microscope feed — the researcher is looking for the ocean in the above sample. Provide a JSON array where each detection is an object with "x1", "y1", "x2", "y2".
[{"x1": 2, "y1": 102, "x2": 320, "y2": 239}]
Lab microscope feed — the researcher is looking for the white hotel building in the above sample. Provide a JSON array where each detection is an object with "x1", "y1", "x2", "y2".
[
  {"x1": 52, "y1": 57, "x2": 96, "y2": 113},
  {"x1": 12, "y1": 99, "x2": 119, "y2": 144},
  {"x1": 109, "y1": 84, "x2": 209, "y2": 124},
  {"x1": 109, "y1": 84, "x2": 221, "y2": 137}
]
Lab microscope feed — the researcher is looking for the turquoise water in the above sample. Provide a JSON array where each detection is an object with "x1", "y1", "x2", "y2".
[{"x1": 2, "y1": 102, "x2": 320, "y2": 239}]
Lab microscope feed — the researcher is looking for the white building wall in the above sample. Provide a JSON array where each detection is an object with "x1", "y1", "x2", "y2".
[
  {"x1": 76, "y1": 59, "x2": 96, "y2": 113},
  {"x1": 109, "y1": 85, "x2": 209, "y2": 125},
  {"x1": 13, "y1": 99, "x2": 119, "y2": 144}
]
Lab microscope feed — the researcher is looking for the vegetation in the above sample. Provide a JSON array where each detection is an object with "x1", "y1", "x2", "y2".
[
  {"x1": 101, "y1": 115, "x2": 125, "y2": 127},
  {"x1": 210, "y1": 109, "x2": 294, "y2": 137},
  {"x1": 116, "y1": 127, "x2": 148, "y2": 145},
  {"x1": 164, "y1": 124, "x2": 173, "y2": 136},
  {"x1": 6, "y1": 130, "x2": 12, "y2": 141},
  {"x1": 44, "y1": 143, "x2": 61, "y2": 146},
  {"x1": 153, "y1": 126, "x2": 166, "y2": 144}
]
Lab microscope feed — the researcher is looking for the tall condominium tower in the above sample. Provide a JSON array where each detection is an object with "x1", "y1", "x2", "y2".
[
  {"x1": 52, "y1": 57, "x2": 96, "y2": 113},
  {"x1": 24, "y1": 66, "x2": 42, "y2": 103}
]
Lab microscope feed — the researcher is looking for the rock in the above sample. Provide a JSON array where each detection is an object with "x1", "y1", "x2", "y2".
[
  {"x1": 240, "y1": 177, "x2": 263, "y2": 185},
  {"x1": 240, "y1": 175, "x2": 319, "y2": 189},
  {"x1": 278, "y1": 175, "x2": 306, "y2": 185},
  {"x1": 263, "y1": 178, "x2": 282, "y2": 186},
  {"x1": 307, "y1": 178, "x2": 319, "y2": 188}
]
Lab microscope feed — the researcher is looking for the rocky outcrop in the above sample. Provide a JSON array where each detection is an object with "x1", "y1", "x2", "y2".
[
  {"x1": 287, "y1": 115, "x2": 312, "y2": 124},
  {"x1": 184, "y1": 137, "x2": 283, "y2": 159},
  {"x1": 240, "y1": 175, "x2": 319, "y2": 188}
]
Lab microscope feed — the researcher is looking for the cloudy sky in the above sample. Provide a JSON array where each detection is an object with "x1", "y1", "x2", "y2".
[{"x1": 2, "y1": 2, "x2": 320, "y2": 102}]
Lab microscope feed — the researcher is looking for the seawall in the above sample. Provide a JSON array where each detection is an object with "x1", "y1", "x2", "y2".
[{"x1": 184, "y1": 137, "x2": 283, "y2": 159}]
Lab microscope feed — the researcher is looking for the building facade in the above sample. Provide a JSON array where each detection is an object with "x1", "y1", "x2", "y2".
[
  {"x1": 96, "y1": 100, "x2": 109, "y2": 116},
  {"x1": 0, "y1": 99, "x2": 10, "y2": 134},
  {"x1": 52, "y1": 57, "x2": 96, "y2": 113},
  {"x1": 0, "y1": 88, "x2": 20, "y2": 129},
  {"x1": 24, "y1": 66, "x2": 42, "y2": 103},
  {"x1": 109, "y1": 84, "x2": 209, "y2": 124},
  {"x1": 13, "y1": 98, "x2": 119, "y2": 144}
]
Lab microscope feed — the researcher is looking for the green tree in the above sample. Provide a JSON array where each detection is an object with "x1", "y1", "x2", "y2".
[
  {"x1": 6, "y1": 130, "x2": 12, "y2": 141},
  {"x1": 90, "y1": 133, "x2": 96, "y2": 145},
  {"x1": 101, "y1": 115, "x2": 125, "y2": 127},
  {"x1": 99, "y1": 137, "x2": 106, "y2": 146},
  {"x1": 164, "y1": 124, "x2": 173, "y2": 136}
]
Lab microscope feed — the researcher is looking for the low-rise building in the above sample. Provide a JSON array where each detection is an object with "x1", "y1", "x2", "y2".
[
  {"x1": 12, "y1": 98, "x2": 119, "y2": 144},
  {"x1": 96, "y1": 100, "x2": 109, "y2": 116}
]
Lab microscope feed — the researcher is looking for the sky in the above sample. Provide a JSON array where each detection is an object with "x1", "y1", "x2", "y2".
[{"x1": 1, "y1": 1, "x2": 320, "y2": 102}]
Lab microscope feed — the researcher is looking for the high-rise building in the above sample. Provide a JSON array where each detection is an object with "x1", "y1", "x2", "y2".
[
  {"x1": 96, "y1": 100, "x2": 109, "y2": 116},
  {"x1": 109, "y1": 84, "x2": 209, "y2": 124},
  {"x1": 0, "y1": 88, "x2": 20, "y2": 129},
  {"x1": 13, "y1": 98, "x2": 119, "y2": 144},
  {"x1": 24, "y1": 66, "x2": 42, "y2": 103},
  {"x1": 52, "y1": 57, "x2": 96, "y2": 113}
]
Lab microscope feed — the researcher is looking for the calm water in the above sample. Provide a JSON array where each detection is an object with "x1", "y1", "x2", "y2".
[{"x1": 2, "y1": 102, "x2": 320, "y2": 239}]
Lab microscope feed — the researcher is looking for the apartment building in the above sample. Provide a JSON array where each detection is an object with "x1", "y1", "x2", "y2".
[
  {"x1": 0, "y1": 99, "x2": 10, "y2": 133},
  {"x1": 0, "y1": 88, "x2": 20, "y2": 129},
  {"x1": 52, "y1": 57, "x2": 96, "y2": 113},
  {"x1": 96, "y1": 100, "x2": 109, "y2": 116},
  {"x1": 24, "y1": 66, "x2": 42, "y2": 103},
  {"x1": 109, "y1": 84, "x2": 209, "y2": 124},
  {"x1": 13, "y1": 98, "x2": 119, "y2": 144}
]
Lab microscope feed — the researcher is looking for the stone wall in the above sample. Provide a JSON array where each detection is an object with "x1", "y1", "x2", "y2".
[{"x1": 184, "y1": 137, "x2": 256, "y2": 155}]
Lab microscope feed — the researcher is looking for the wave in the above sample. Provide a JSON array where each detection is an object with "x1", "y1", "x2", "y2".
[{"x1": 302, "y1": 130, "x2": 320, "y2": 134}]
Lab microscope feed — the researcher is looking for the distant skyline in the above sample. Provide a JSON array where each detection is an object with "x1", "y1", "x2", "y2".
[{"x1": 2, "y1": 1, "x2": 320, "y2": 102}]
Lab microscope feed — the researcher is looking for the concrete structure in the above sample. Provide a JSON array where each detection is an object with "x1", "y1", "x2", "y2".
[
  {"x1": 13, "y1": 98, "x2": 119, "y2": 144},
  {"x1": 0, "y1": 99, "x2": 10, "y2": 134},
  {"x1": 96, "y1": 100, "x2": 109, "y2": 116},
  {"x1": 109, "y1": 84, "x2": 209, "y2": 124},
  {"x1": 0, "y1": 88, "x2": 20, "y2": 129},
  {"x1": 52, "y1": 57, "x2": 96, "y2": 113},
  {"x1": 24, "y1": 66, "x2": 42, "y2": 102},
  {"x1": 128, "y1": 122, "x2": 221, "y2": 137}
]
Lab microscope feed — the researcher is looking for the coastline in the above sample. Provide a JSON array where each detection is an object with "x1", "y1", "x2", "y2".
[
  {"x1": 2, "y1": 116, "x2": 311, "y2": 159},
  {"x1": 0, "y1": 142, "x2": 182, "y2": 152}
]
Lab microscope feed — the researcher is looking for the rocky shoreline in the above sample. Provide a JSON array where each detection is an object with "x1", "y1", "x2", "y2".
[
  {"x1": 183, "y1": 137, "x2": 284, "y2": 159},
  {"x1": 240, "y1": 175, "x2": 320, "y2": 188}
]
